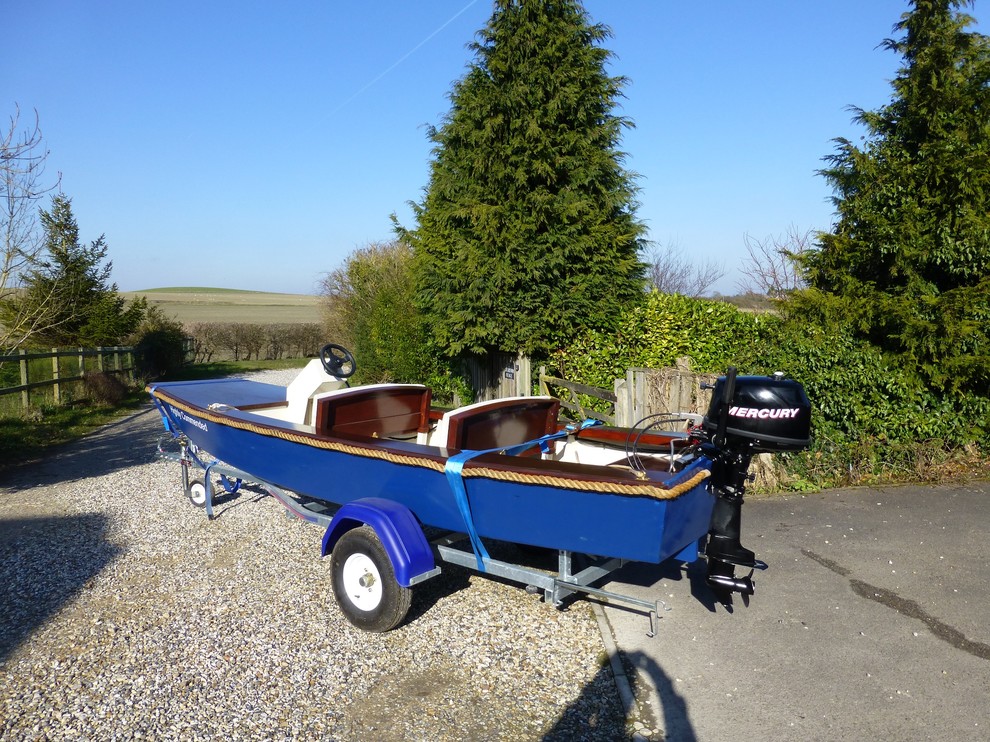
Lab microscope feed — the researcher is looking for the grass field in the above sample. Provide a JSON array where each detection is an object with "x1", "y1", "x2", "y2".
[{"x1": 122, "y1": 287, "x2": 322, "y2": 325}]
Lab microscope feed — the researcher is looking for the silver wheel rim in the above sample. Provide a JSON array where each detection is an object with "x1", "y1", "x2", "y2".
[
  {"x1": 189, "y1": 482, "x2": 206, "y2": 506},
  {"x1": 341, "y1": 552, "x2": 383, "y2": 611}
]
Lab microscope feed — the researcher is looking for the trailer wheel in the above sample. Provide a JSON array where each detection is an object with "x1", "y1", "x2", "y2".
[
  {"x1": 186, "y1": 478, "x2": 208, "y2": 508},
  {"x1": 330, "y1": 526, "x2": 412, "y2": 632}
]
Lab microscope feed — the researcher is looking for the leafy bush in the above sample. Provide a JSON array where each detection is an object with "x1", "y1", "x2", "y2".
[
  {"x1": 552, "y1": 291, "x2": 988, "y2": 488},
  {"x1": 738, "y1": 315, "x2": 987, "y2": 449},
  {"x1": 82, "y1": 370, "x2": 127, "y2": 406},
  {"x1": 421, "y1": 362, "x2": 474, "y2": 408},
  {"x1": 320, "y1": 242, "x2": 439, "y2": 386},
  {"x1": 131, "y1": 305, "x2": 187, "y2": 379},
  {"x1": 740, "y1": 314, "x2": 988, "y2": 487}
]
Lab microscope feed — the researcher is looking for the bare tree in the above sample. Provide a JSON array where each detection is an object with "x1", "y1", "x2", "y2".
[
  {"x1": 1, "y1": 105, "x2": 62, "y2": 350},
  {"x1": 642, "y1": 242, "x2": 726, "y2": 297},
  {"x1": 736, "y1": 226, "x2": 812, "y2": 299},
  {"x1": 318, "y1": 261, "x2": 357, "y2": 352},
  {"x1": 317, "y1": 240, "x2": 413, "y2": 351},
  {"x1": 186, "y1": 322, "x2": 224, "y2": 363}
]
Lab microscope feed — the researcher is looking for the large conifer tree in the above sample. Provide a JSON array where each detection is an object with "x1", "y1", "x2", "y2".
[
  {"x1": 402, "y1": 0, "x2": 646, "y2": 358},
  {"x1": 802, "y1": 0, "x2": 990, "y2": 392}
]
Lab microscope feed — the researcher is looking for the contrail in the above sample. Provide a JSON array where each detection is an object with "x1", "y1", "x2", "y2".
[{"x1": 329, "y1": 0, "x2": 480, "y2": 116}]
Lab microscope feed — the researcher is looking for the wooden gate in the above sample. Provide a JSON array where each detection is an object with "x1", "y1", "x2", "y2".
[
  {"x1": 615, "y1": 359, "x2": 717, "y2": 426},
  {"x1": 535, "y1": 357, "x2": 718, "y2": 427},
  {"x1": 462, "y1": 352, "x2": 532, "y2": 403}
]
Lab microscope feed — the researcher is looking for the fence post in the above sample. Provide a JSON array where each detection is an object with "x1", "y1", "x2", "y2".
[
  {"x1": 19, "y1": 349, "x2": 29, "y2": 410},
  {"x1": 77, "y1": 347, "x2": 84, "y2": 379},
  {"x1": 113, "y1": 346, "x2": 121, "y2": 375},
  {"x1": 51, "y1": 348, "x2": 61, "y2": 405},
  {"x1": 625, "y1": 368, "x2": 636, "y2": 425},
  {"x1": 96, "y1": 347, "x2": 105, "y2": 373},
  {"x1": 516, "y1": 352, "x2": 531, "y2": 397},
  {"x1": 621, "y1": 367, "x2": 651, "y2": 423},
  {"x1": 613, "y1": 377, "x2": 628, "y2": 427},
  {"x1": 645, "y1": 372, "x2": 653, "y2": 418}
]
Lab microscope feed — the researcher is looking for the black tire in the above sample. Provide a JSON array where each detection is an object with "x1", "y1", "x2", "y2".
[
  {"x1": 330, "y1": 526, "x2": 412, "y2": 632},
  {"x1": 187, "y1": 478, "x2": 208, "y2": 508}
]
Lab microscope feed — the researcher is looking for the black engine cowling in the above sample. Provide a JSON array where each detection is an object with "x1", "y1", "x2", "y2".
[{"x1": 702, "y1": 372, "x2": 811, "y2": 453}]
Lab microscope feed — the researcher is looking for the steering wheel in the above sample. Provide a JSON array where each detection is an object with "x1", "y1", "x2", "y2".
[{"x1": 319, "y1": 343, "x2": 356, "y2": 379}]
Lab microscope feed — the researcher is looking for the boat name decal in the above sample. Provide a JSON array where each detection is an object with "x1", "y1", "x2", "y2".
[
  {"x1": 729, "y1": 406, "x2": 801, "y2": 420},
  {"x1": 168, "y1": 404, "x2": 209, "y2": 432}
]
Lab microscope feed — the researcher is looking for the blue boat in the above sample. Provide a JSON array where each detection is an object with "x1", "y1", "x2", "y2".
[{"x1": 150, "y1": 345, "x2": 811, "y2": 632}]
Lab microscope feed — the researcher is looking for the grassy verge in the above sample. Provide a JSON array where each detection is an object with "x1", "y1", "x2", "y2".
[
  {"x1": 0, "y1": 391, "x2": 148, "y2": 470},
  {"x1": 0, "y1": 359, "x2": 309, "y2": 469}
]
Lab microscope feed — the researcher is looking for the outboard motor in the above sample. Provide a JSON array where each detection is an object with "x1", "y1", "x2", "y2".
[{"x1": 700, "y1": 367, "x2": 811, "y2": 597}]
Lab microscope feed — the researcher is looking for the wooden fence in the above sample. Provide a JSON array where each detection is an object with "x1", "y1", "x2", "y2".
[
  {"x1": 0, "y1": 346, "x2": 135, "y2": 410},
  {"x1": 538, "y1": 358, "x2": 716, "y2": 427},
  {"x1": 614, "y1": 360, "x2": 718, "y2": 427}
]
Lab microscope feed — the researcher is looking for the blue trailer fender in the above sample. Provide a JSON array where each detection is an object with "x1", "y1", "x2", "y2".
[{"x1": 321, "y1": 498, "x2": 439, "y2": 587}]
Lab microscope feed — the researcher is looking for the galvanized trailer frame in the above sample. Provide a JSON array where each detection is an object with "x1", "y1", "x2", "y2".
[{"x1": 158, "y1": 435, "x2": 676, "y2": 636}]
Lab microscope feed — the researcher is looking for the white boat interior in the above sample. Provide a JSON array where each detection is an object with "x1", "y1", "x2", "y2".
[{"x1": 240, "y1": 359, "x2": 691, "y2": 469}]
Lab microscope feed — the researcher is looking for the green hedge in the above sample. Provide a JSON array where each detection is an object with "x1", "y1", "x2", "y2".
[
  {"x1": 551, "y1": 292, "x2": 988, "y2": 487},
  {"x1": 551, "y1": 292, "x2": 762, "y2": 388},
  {"x1": 739, "y1": 316, "x2": 987, "y2": 447}
]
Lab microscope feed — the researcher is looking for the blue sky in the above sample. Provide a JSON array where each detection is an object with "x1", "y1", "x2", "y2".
[{"x1": 4, "y1": 1, "x2": 971, "y2": 295}]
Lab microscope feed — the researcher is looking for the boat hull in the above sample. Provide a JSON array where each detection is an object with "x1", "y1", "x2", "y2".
[{"x1": 151, "y1": 382, "x2": 716, "y2": 565}]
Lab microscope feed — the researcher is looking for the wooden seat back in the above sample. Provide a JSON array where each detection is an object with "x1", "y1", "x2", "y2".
[
  {"x1": 314, "y1": 384, "x2": 432, "y2": 439},
  {"x1": 444, "y1": 397, "x2": 560, "y2": 456}
]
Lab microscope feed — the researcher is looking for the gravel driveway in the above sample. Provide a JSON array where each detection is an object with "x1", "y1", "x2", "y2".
[{"x1": 0, "y1": 374, "x2": 636, "y2": 740}]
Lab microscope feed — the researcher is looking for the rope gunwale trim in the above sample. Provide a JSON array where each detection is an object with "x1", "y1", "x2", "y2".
[{"x1": 152, "y1": 390, "x2": 710, "y2": 500}]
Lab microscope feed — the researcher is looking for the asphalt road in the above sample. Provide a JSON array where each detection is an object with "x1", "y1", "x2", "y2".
[{"x1": 603, "y1": 481, "x2": 990, "y2": 741}]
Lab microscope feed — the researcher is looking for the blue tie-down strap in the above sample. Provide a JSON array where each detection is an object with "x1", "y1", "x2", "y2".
[
  {"x1": 444, "y1": 451, "x2": 491, "y2": 571},
  {"x1": 443, "y1": 418, "x2": 603, "y2": 571},
  {"x1": 502, "y1": 417, "x2": 602, "y2": 456}
]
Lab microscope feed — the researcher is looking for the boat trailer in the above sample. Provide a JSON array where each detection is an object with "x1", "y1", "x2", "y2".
[{"x1": 157, "y1": 435, "x2": 680, "y2": 637}]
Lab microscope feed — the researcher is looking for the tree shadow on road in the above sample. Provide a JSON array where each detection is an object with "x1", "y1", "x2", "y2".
[
  {"x1": 622, "y1": 649, "x2": 698, "y2": 742},
  {"x1": 0, "y1": 513, "x2": 121, "y2": 664},
  {"x1": 0, "y1": 405, "x2": 162, "y2": 492},
  {"x1": 540, "y1": 648, "x2": 699, "y2": 741}
]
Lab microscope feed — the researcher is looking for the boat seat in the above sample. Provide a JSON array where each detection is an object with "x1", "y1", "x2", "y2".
[
  {"x1": 314, "y1": 384, "x2": 432, "y2": 439},
  {"x1": 437, "y1": 396, "x2": 560, "y2": 457}
]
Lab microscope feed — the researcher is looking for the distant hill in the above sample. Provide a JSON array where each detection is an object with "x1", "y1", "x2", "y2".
[
  {"x1": 133, "y1": 286, "x2": 305, "y2": 295},
  {"x1": 122, "y1": 287, "x2": 322, "y2": 325}
]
